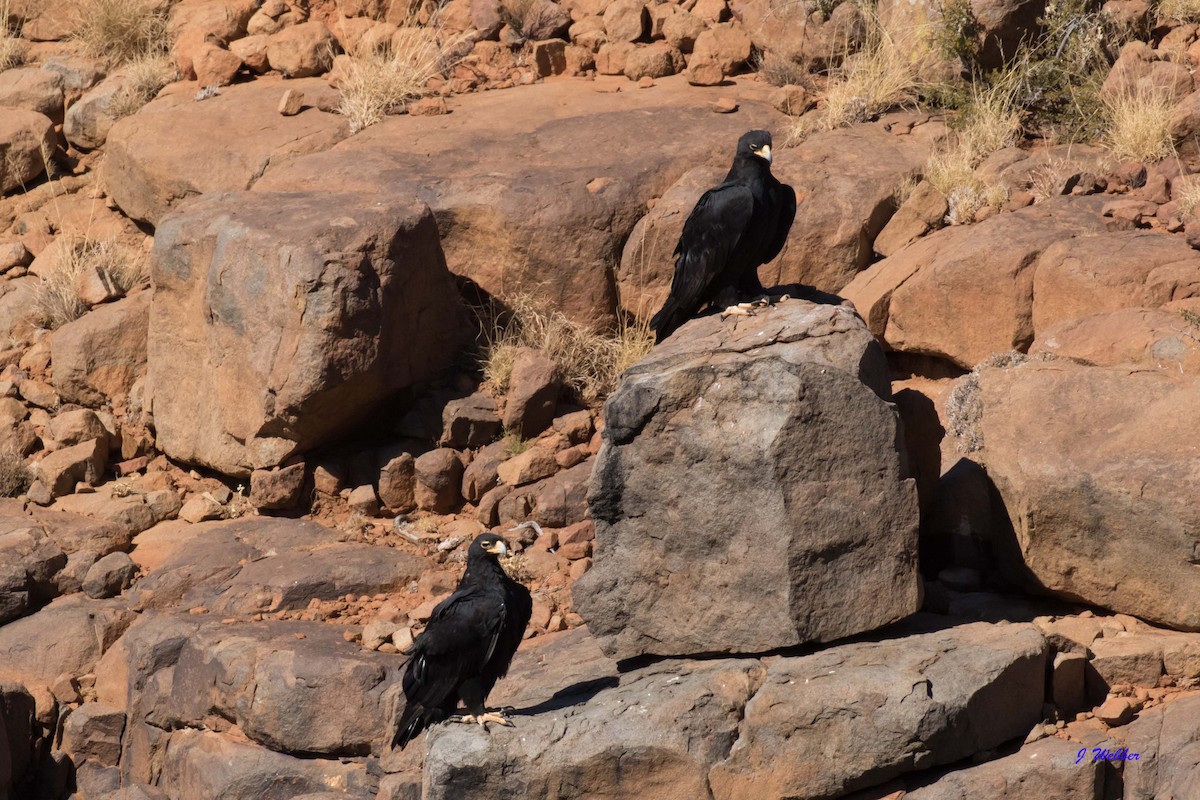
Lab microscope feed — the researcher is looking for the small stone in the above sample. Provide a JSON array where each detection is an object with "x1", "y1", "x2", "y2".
[
  {"x1": 81, "y1": 551, "x2": 137, "y2": 599},
  {"x1": 1095, "y1": 696, "x2": 1137, "y2": 726},
  {"x1": 569, "y1": 557, "x2": 592, "y2": 579},
  {"x1": 532, "y1": 39, "x2": 567, "y2": 77},
  {"x1": 637, "y1": 76, "x2": 655, "y2": 88},
  {"x1": 18, "y1": 378, "x2": 59, "y2": 409},
  {"x1": 179, "y1": 494, "x2": 224, "y2": 523},
  {"x1": 393, "y1": 626, "x2": 414, "y2": 651},
  {"x1": 348, "y1": 484, "x2": 381, "y2": 516},
  {"x1": 711, "y1": 97, "x2": 738, "y2": 113},
  {"x1": 407, "y1": 96, "x2": 448, "y2": 116},
  {"x1": 249, "y1": 461, "x2": 306, "y2": 510},
  {"x1": 558, "y1": 541, "x2": 591, "y2": 560},
  {"x1": 362, "y1": 619, "x2": 400, "y2": 649},
  {"x1": 496, "y1": 446, "x2": 558, "y2": 486},
  {"x1": 278, "y1": 88, "x2": 304, "y2": 115}
]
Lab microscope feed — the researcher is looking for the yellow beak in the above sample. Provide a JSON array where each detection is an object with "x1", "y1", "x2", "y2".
[{"x1": 759, "y1": 144, "x2": 772, "y2": 163}]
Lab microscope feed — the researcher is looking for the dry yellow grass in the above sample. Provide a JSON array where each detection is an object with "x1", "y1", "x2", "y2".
[
  {"x1": 107, "y1": 53, "x2": 176, "y2": 118},
  {"x1": 1158, "y1": 0, "x2": 1200, "y2": 23},
  {"x1": 74, "y1": 0, "x2": 170, "y2": 65},
  {"x1": 33, "y1": 238, "x2": 144, "y2": 330},
  {"x1": 923, "y1": 77, "x2": 1021, "y2": 224},
  {"x1": 1102, "y1": 84, "x2": 1177, "y2": 163},
  {"x1": 481, "y1": 294, "x2": 655, "y2": 403},
  {"x1": 0, "y1": 0, "x2": 25, "y2": 71},
  {"x1": 0, "y1": 447, "x2": 29, "y2": 497},
  {"x1": 793, "y1": 11, "x2": 922, "y2": 137},
  {"x1": 337, "y1": 24, "x2": 452, "y2": 132},
  {"x1": 1175, "y1": 180, "x2": 1200, "y2": 216}
]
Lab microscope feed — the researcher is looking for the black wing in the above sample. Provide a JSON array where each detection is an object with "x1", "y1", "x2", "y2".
[
  {"x1": 761, "y1": 178, "x2": 797, "y2": 266},
  {"x1": 392, "y1": 585, "x2": 504, "y2": 749},
  {"x1": 480, "y1": 578, "x2": 532, "y2": 694},
  {"x1": 650, "y1": 182, "x2": 755, "y2": 342}
]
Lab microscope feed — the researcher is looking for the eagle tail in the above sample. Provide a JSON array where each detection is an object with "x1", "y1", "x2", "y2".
[{"x1": 649, "y1": 300, "x2": 683, "y2": 344}]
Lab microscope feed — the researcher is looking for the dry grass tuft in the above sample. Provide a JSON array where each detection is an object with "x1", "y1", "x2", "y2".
[
  {"x1": 33, "y1": 238, "x2": 144, "y2": 330},
  {"x1": 74, "y1": 0, "x2": 170, "y2": 65},
  {"x1": 337, "y1": 21, "x2": 463, "y2": 133},
  {"x1": 1175, "y1": 180, "x2": 1200, "y2": 217},
  {"x1": 0, "y1": 448, "x2": 30, "y2": 497},
  {"x1": 1102, "y1": 84, "x2": 1177, "y2": 163},
  {"x1": 107, "y1": 53, "x2": 176, "y2": 118},
  {"x1": 1157, "y1": 0, "x2": 1200, "y2": 23},
  {"x1": 794, "y1": 12, "x2": 921, "y2": 137},
  {"x1": 501, "y1": 429, "x2": 531, "y2": 456},
  {"x1": 482, "y1": 294, "x2": 655, "y2": 403},
  {"x1": 0, "y1": 0, "x2": 26, "y2": 71},
  {"x1": 923, "y1": 77, "x2": 1021, "y2": 223}
]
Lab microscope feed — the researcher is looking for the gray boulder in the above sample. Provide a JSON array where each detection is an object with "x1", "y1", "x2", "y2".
[{"x1": 573, "y1": 300, "x2": 921, "y2": 658}]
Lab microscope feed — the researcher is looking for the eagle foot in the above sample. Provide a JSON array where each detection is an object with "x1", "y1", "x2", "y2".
[
  {"x1": 447, "y1": 711, "x2": 516, "y2": 730},
  {"x1": 720, "y1": 302, "x2": 756, "y2": 319}
]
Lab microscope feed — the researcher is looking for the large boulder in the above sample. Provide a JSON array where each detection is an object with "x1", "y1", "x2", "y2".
[
  {"x1": 843, "y1": 197, "x2": 1111, "y2": 368},
  {"x1": 253, "y1": 73, "x2": 788, "y2": 327},
  {"x1": 1030, "y1": 231, "x2": 1200, "y2": 334},
  {"x1": 962, "y1": 358, "x2": 1200, "y2": 630},
  {"x1": 148, "y1": 190, "x2": 467, "y2": 475},
  {"x1": 573, "y1": 300, "x2": 920, "y2": 659},
  {"x1": 102, "y1": 79, "x2": 349, "y2": 225}
]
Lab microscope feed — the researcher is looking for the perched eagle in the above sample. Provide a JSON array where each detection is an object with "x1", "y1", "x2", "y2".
[
  {"x1": 650, "y1": 129, "x2": 797, "y2": 343},
  {"x1": 392, "y1": 532, "x2": 533, "y2": 749}
]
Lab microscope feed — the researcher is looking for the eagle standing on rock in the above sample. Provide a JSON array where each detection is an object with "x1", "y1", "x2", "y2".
[
  {"x1": 650, "y1": 129, "x2": 797, "y2": 343},
  {"x1": 392, "y1": 532, "x2": 533, "y2": 749}
]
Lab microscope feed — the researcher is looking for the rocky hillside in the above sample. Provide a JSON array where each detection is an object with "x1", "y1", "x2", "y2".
[{"x1": 4, "y1": 0, "x2": 1200, "y2": 798}]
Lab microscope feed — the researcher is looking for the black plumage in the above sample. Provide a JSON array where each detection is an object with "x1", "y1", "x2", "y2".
[
  {"x1": 392, "y1": 532, "x2": 533, "y2": 749},
  {"x1": 650, "y1": 130, "x2": 797, "y2": 343}
]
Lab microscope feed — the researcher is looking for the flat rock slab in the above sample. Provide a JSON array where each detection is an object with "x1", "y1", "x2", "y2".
[
  {"x1": 573, "y1": 300, "x2": 920, "y2": 658},
  {"x1": 129, "y1": 517, "x2": 430, "y2": 615},
  {"x1": 254, "y1": 74, "x2": 786, "y2": 326},
  {"x1": 0, "y1": 595, "x2": 133, "y2": 687},
  {"x1": 902, "y1": 736, "x2": 1106, "y2": 799},
  {"x1": 154, "y1": 618, "x2": 400, "y2": 757},
  {"x1": 708, "y1": 621, "x2": 1048, "y2": 800},
  {"x1": 102, "y1": 77, "x2": 349, "y2": 225},
  {"x1": 422, "y1": 622, "x2": 1048, "y2": 800},
  {"x1": 158, "y1": 728, "x2": 376, "y2": 800},
  {"x1": 149, "y1": 189, "x2": 466, "y2": 475},
  {"x1": 425, "y1": 657, "x2": 760, "y2": 800},
  {"x1": 969, "y1": 359, "x2": 1200, "y2": 630}
]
